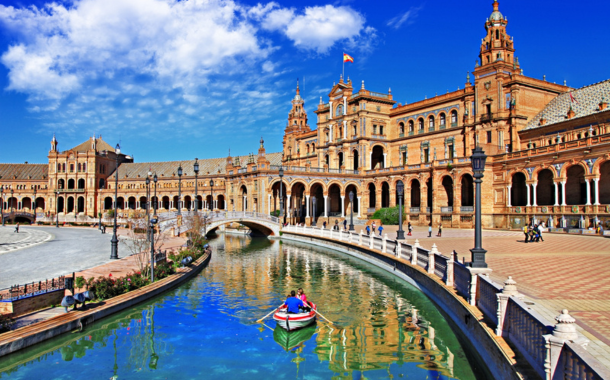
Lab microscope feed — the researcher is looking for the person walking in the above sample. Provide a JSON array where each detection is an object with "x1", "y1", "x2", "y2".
[
  {"x1": 14, "y1": 223, "x2": 19, "y2": 233},
  {"x1": 407, "y1": 222, "x2": 412, "y2": 236},
  {"x1": 343, "y1": 219, "x2": 347, "y2": 231},
  {"x1": 366, "y1": 225, "x2": 371, "y2": 236},
  {"x1": 428, "y1": 223, "x2": 432, "y2": 238},
  {"x1": 323, "y1": 221, "x2": 327, "y2": 229},
  {"x1": 437, "y1": 224, "x2": 442, "y2": 237},
  {"x1": 378, "y1": 223, "x2": 384, "y2": 236},
  {"x1": 372, "y1": 221, "x2": 377, "y2": 235},
  {"x1": 523, "y1": 225, "x2": 529, "y2": 243}
]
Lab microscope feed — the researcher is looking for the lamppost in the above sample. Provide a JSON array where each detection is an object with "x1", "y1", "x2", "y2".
[
  {"x1": 146, "y1": 176, "x2": 150, "y2": 241},
  {"x1": 279, "y1": 167, "x2": 284, "y2": 225},
  {"x1": 396, "y1": 180, "x2": 405, "y2": 240},
  {"x1": 153, "y1": 173, "x2": 158, "y2": 217},
  {"x1": 470, "y1": 146, "x2": 488, "y2": 268},
  {"x1": 1, "y1": 185, "x2": 4, "y2": 226},
  {"x1": 348, "y1": 191, "x2": 355, "y2": 231},
  {"x1": 33, "y1": 187, "x2": 37, "y2": 222},
  {"x1": 150, "y1": 216, "x2": 157, "y2": 282},
  {"x1": 55, "y1": 190, "x2": 59, "y2": 228},
  {"x1": 10, "y1": 189, "x2": 13, "y2": 213},
  {"x1": 193, "y1": 158, "x2": 199, "y2": 214},
  {"x1": 210, "y1": 179, "x2": 214, "y2": 211},
  {"x1": 177, "y1": 164, "x2": 182, "y2": 215},
  {"x1": 312, "y1": 195, "x2": 317, "y2": 226},
  {"x1": 110, "y1": 143, "x2": 120, "y2": 260}
]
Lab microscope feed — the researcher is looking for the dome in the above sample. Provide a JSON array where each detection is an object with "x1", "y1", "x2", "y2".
[{"x1": 489, "y1": 11, "x2": 504, "y2": 22}]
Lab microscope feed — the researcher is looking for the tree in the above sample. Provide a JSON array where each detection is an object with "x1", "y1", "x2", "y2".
[{"x1": 124, "y1": 215, "x2": 167, "y2": 276}]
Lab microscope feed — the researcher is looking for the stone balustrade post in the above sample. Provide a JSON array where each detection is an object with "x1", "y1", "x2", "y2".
[
  {"x1": 382, "y1": 233, "x2": 387, "y2": 253},
  {"x1": 369, "y1": 233, "x2": 374, "y2": 249},
  {"x1": 319, "y1": 227, "x2": 323, "y2": 237},
  {"x1": 446, "y1": 250, "x2": 455, "y2": 286},
  {"x1": 496, "y1": 276, "x2": 518, "y2": 337},
  {"x1": 359, "y1": 230, "x2": 363, "y2": 246},
  {"x1": 330, "y1": 228, "x2": 333, "y2": 239},
  {"x1": 396, "y1": 241, "x2": 402, "y2": 258},
  {"x1": 466, "y1": 267, "x2": 492, "y2": 306},
  {"x1": 428, "y1": 244, "x2": 438, "y2": 275},
  {"x1": 411, "y1": 239, "x2": 420, "y2": 266},
  {"x1": 544, "y1": 309, "x2": 589, "y2": 380},
  {"x1": 339, "y1": 229, "x2": 342, "y2": 241}
]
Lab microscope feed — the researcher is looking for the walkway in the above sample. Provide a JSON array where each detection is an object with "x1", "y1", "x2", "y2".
[
  {"x1": 362, "y1": 224, "x2": 610, "y2": 369},
  {"x1": 0, "y1": 227, "x2": 53, "y2": 255}
]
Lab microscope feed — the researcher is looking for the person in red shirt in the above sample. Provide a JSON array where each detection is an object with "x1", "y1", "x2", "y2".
[{"x1": 297, "y1": 288, "x2": 309, "y2": 307}]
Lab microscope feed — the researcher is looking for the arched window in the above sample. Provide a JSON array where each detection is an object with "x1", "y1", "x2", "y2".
[
  {"x1": 451, "y1": 110, "x2": 458, "y2": 126},
  {"x1": 312, "y1": 143, "x2": 316, "y2": 152},
  {"x1": 379, "y1": 125, "x2": 384, "y2": 135},
  {"x1": 409, "y1": 120, "x2": 414, "y2": 132},
  {"x1": 306, "y1": 144, "x2": 310, "y2": 154},
  {"x1": 439, "y1": 113, "x2": 446, "y2": 127},
  {"x1": 418, "y1": 118, "x2": 424, "y2": 130},
  {"x1": 83, "y1": 163, "x2": 86, "y2": 172},
  {"x1": 399, "y1": 122, "x2": 405, "y2": 134},
  {"x1": 429, "y1": 116, "x2": 435, "y2": 130},
  {"x1": 336, "y1": 104, "x2": 343, "y2": 117}
]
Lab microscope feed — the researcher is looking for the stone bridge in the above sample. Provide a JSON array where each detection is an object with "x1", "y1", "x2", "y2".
[{"x1": 160, "y1": 211, "x2": 280, "y2": 237}]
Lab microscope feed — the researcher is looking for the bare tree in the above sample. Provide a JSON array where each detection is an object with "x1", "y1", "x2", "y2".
[{"x1": 124, "y1": 215, "x2": 167, "y2": 275}]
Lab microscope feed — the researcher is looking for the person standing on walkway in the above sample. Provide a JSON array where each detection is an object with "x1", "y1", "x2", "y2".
[
  {"x1": 14, "y1": 223, "x2": 19, "y2": 233},
  {"x1": 323, "y1": 221, "x2": 327, "y2": 229},
  {"x1": 407, "y1": 222, "x2": 412, "y2": 236},
  {"x1": 428, "y1": 223, "x2": 432, "y2": 238},
  {"x1": 437, "y1": 224, "x2": 442, "y2": 237},
  {"x1": 372, "y1": 221, "x2": 377, "y2": 235},
  {"x1": 378, "y1": 223, "x2": 384, "y2": 236},
  {"x1": 366, "y1": 225, "x2": 371, "y2": 236},
  {"x1": 343, "y1": 219, "x2": 347, "y2": 231},
  {"x1": 523, "y1": 225, "x2": 529, "y2": 243}
]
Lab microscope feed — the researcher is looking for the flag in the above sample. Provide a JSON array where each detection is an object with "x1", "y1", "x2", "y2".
[
  {"x1": 569, "y1": 92, "x2": 579, "y2": 103},
  {"x1": 343, "y1": 53, "x2": 354, "y2": 63}
]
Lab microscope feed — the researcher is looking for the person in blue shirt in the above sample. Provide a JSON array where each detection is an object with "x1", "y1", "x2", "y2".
[{"x1": 283, "y1": 290, "x2": 304, "y2": 314}]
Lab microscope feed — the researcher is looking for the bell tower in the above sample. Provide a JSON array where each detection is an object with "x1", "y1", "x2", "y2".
[
  {"x1": 476, "y1": 0, "x2": 519, "y2": 73},
  {"x1": 285, "y1": 80, "x2": 309, "y2": 135}
]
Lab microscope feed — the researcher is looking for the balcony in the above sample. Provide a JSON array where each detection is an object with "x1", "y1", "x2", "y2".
[
  {"x1": 56, "y1": 189, "x2": 85, "y2": 193},
  {"x1": 408, "y1": 131, "x2": 414, "y2": 136},
  {"x1": 409, "y1": 207, "x2": 420, "y2": 213},
  {"x1": 460, "y1": 206, "x2": 474, "y2": 213},
  {"x1": 399, "y1": 133, "x2": 405, "y2": 138},
  {"x1": 480, "y1": 113, "x2": 494, "y2": 122},
  {"x1": 441, "y1": 206, "x2": 453, "y2": 213},
  {"x1": 451, "y1": 122, "x2": 458, "y2": 128}
]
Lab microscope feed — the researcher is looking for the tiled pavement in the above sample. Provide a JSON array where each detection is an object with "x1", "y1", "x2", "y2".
[
  {"x1": 374, "y1": 225, "x2": 610, "y2": 368},
  {"x1": 0, "y1": 227, "x2": 52, "y2": 254}
]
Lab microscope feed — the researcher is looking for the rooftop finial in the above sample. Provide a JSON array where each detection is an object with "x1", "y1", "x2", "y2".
[
  {"x1": 319, "y1": 96, "x2": 323, "y2": 105},
  {"x1": 467, "y1": 71, "x2": 471, "y2": 83},
  {"x1": 260, "y1": 136, "x2": 264, "y2": 148},
  {"x1": 361, "y1": 80, "x2": 365, "y2": 90}
]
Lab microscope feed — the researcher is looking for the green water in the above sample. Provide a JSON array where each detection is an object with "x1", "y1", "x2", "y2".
[{"x1": 0, "y1": 234, "x2": 486, "y2": 379}]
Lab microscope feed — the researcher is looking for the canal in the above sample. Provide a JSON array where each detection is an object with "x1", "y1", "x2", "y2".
[{"x1": 0, "y1": 234, "x2": 486, "y2": 379}]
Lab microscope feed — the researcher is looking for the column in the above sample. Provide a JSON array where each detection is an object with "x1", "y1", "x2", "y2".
[
  {"x1": 305, "y1": 195, "x2": 310, "y2": 217},
  {"x1": 369, "y1": 151, "x2": 373, "y2": 170},
  {"x1": 329, "y1": 101, "x2": 333, "y2": 120},
  {"x1": 323, "y1": 195, "x2": 328, "y2": 217},
  {"x1": 287, "y1": 195, "x2": 292, "y2": 217},
  {"x1": 594, "y1": 178, "x2": 600, "y2": 205},
  {"x1": 526, "y1": 184, "x2": 531, "y2": 207},
  {"x1": 268, "y1": 194, "x2": 271, "y2": 214},
  {"x1": 170, "y1": 201, "x2": 173, "y2": 209},
  {"x1": 341, "y1": 196, "x2": 345, "y2": 217},
  {"x1": 532, "y1": 182, "x2": 538, "y2": 207},
  {"x1": 561, "y1": 181, "x2": 567, "y2": 206},
  {"x1": 507, "y1": 185, "x2": 512, "y2": 207},
  {"x1": 585, "y1": 179, "x2": 591, "y2": 205},
  {"x1": 330, "y1": 125, "x2": 333, "y2": 141},
  {"x1": 357, "y1": 196, "x2": 362, "y2": 217},
  {"x1": 136, "y1": 201, "x2": 140, "y2": 209},
  {"x1": 554, "y1": 183, "x2": 559, "y2": 206},
  {"x1": 343, "y1": 96, "x2": 347, "y2": 115},
  {"x1": 343, "y1": 120, "x2": 347, "y2": 139},
  {"x1": 243, "y1": 196, "x2": 246, "y2": 211},
  {"x1": 383, "y1": 153, "x2": 387, "y2": 168}
]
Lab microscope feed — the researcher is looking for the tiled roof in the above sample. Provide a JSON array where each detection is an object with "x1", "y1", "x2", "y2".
[
  {"x1": 63, "y1": 137, "x2": 115, "y2": 153},
  {"x1": 109, "y1": 152, "x2": 282, "y2": 179},
  {"x1": 0, "y1": 164, "x2": 48, "y2": 181},
  {"x1": 524, "y1": 79, "x2": 610, "y2": 130}
]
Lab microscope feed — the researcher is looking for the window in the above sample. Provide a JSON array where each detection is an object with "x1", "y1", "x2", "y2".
[
  {"x1": 409, "y1": 120, "x2": 414, "y2": 132},
  {"x1": 373, "y1": 125, "x2": 377, "y2": 134},
  {"x1": 336, "y1": 104, "x2": 343, "y2": 116},
  {"x1": 440, "y1": 113, "x2": 446, "y2": 126},
  {"x1": 471, "y1": 101, "x2": 476, "y2": 116},
  {"x1": 486, "y1": 104, "x2": 492, "y2": 116},
  {"x1": 429, "y1": 116, "x2": 435, "y2": 130},
  {"x1": 448, "y1": 144, "x2": 454, "y2": 159},
  {"x1": 487, "y1": 131, "x2": 492, "y2": 143},
  {"x1": 496, "y1": 30, "x2": 499, "y2": 39},
  {"x1": 505, "y1": 93, "x2": 511, "y2": 109},
  {"x1": 418, "y1": 118, "x2": 424, "y2": 130},
  {"x1": 402, "y1": 151, "x2": 407, "y2": 165},
  {"x1": 379, "y1": 125, "x2": 384, "y2": 135},
  {"x1": 399, "y1": 122, "x2": 405, "y2": 134},
  {"x1": 376, "y1": 106, "x2": 381, "y2": 112},
  {"x1": 312, "y1": 143, "x2": 316, "y2": 152},
  {"x1": 423, "y1": 148, "x2": 429, "y2": 163}
]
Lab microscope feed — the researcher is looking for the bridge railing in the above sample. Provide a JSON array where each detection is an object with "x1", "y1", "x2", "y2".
[{"x1": 281, "y1": 224, "x2": 609, "y2": 380}]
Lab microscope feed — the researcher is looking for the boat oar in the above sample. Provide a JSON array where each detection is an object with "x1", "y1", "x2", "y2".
[
  {"x1": 257, "y1": 304, "x2": 284, "y2": 323},
  {"x1": 314, "y1": 309, "x2": 334, "y2": 325}
]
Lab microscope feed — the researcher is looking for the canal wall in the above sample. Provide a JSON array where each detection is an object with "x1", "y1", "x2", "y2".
[
  {"x1": 0, "y1": 250, "x2": 212, "y2": 358},
  {"x1": 280, "y1": 226, "x2": 610, "y2": 380}
]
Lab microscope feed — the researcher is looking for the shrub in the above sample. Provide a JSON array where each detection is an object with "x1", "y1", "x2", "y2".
[
  {"x1": 75, "y1": 276, "x2": 86, "y2": 289},
  {"x1": 371, "y1": 206, "x2": 406, "y2": 225},
  {"x1": 270, "y1": 210, "x2": 280, "y2": 217}
]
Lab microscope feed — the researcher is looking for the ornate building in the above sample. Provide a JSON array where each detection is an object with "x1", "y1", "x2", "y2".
[{"x1": 1, "y1": 0, "x2": 609, "y2": 230}]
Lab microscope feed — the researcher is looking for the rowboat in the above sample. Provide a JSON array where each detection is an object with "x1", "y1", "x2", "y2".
[
  {"x1": 273, "y1": 324, "x2": 316, "y2": 351},
  {"x1": 273, "y1": 302, "x2": 317, "y2": 331}
]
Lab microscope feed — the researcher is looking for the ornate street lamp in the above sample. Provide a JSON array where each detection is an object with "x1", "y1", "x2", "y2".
[
  {"x1": 10, "y1": 189, "x2": 13, "y2": 213},
  {"x1": 150, "y1": 216, "x2": 158, "y2": 282},
  {"x1": 210, "y1": 179, "x2": 214, "y2": 211},
  {"x1": 177, "y1": 164, "x2": 183, "y2": 216},
  {"x1": 397, "y1": 180, "x2": 405, "y2": 240},
  {"x1": 33, "y1": 187, "x2": 37, "y2": 222},
  {"x1": 55, "y1": 190, "x2": 59, "y2": 228},
  {"x1": 153, "y1": 173, "x2": 158, "y2": 217},
  {"x1": 470, "y1": 146, "x2": 488, "y2": 268},
  {"x1": 1, "y1": 185, "x2": 4, "y2": 226},
  {"x1": 193, "y1": 158, "x2": 199, "y2": 214},
  {"x1": 349, "y1": 191, "x2": 355, "y2": 231},
  {"x1": 279, "y1": 167, "x2": 284, "y2": 225},
  {"x1": 146, "y1": 176, "x2": 151, "y2": 241},
  {"x1": 312, "y1": 195, "x2": 317, "y2": 226},
  {"x1": 110, "y1": 143, "x2": 120, "y2": 260}
]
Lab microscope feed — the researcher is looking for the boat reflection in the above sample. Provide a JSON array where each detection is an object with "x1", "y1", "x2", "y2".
[{"x1": 273, "y1": 324, "x2": 317, "y2": 352}]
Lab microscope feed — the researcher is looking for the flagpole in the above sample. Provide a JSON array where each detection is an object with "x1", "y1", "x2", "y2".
[{"x1": 342, "y1": 52, "x2": 345, "y2": 80}]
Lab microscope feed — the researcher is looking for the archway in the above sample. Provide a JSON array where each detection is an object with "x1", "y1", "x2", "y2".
[
  {"x1": 104, "y1": 197, "x2": 112, "y2": 210},
  {"x1": 196, "y1": 195, "x2": 203, "y2": 210},
  {"x1": 537, "y1": 169, "x2": 555, "y2": 206},
  {"x1": 442, "y1": 176, "x2": 454, "y2": 208},
  {"x1": 290, "y1": 182, "x2": 306, "y2": 223},
  {"x1": 206, "y1": 194, "x2": 213, "y2": 210},
  {"x1": 162, "y1": 196, "x2": 170, "y2": 210},
  {"x1": 35, "y1": 197, "x2": 45, "y2": 211},
  {"x1": 78, "y1": 179, "x2": 85, "y2": 189},
  {"x1": 128, "y1": 196, "x2": 136, "y2": 210},
  {"x1": 371, "y1": 146, "x2": 384, "y2": 169},
  {"x1": 217, "y1": 195, "x2": 225, "y2": 210},
  {"x1": 345, "y1": 184, "x2": 359, "y2": 215},
  {"x1": 600, "y1": 161, "x2": 610, "y2": 204},
  {"x1": 7, "y1": 197, "x2": 17, "y2": 211},
  {"x1": 368, "y1": 183, "x2": 376, "y2": 209},
  {"x1": 58, "y1": 197, "x2": 65, "y2": 213},
  {"x1": 139, "y1": 196, "x2": 147, "y2": 210},
  {"x1": 328, "y1": 184, "x2": 341, "y2": 216},
  {"x1": 270, "y1": 182, "x2": 285, "y2": 215},
  {"x1": 426, "y1": 177, "x2": 433, "y2": 210},
  {"x1": 173, "y1": 196, "x2": 179, "y2": 210},
  {"x1": 310, "y1": 183, "x2": 324, "y2": 218},
  {"x1": 240, "y1": 185, "x2": 248, "y2": 211},
  {"x1": 58, "y1": 179, "x2": 65, "y2": 189},
  {"x1": 117, "y1": 197, "x2": 125, "y2": 210},
  {"x1": 462, "y1": 175, "x2": 474, "y2": 207},
  {"x1": 22, "y1": 197, "x2": 32, "y2": 210},
  {"x1": 410, "y1": 180, "x2": 421, "y2": 208},
  {"x1": 566, "y1": 165, "x2": 586, "y2": 205},
  {"x1": 67, "y1": 196, "x2": 75, "y2": 213},
  {"x1": 381, "y1": 182, "x2": 390, "y2": 208},
  {"x1": 68, "y1": 179, "x2": 75, "y2": 189},
  {"x1": 352, "y1": 150, "x2": 359, "y2": 171},
  {"x1": 77, "y1": 196, "x2": 85, "y2": 213},
  {"x1": 184, "y1": 195, "x2": 192, "y2": 210}
]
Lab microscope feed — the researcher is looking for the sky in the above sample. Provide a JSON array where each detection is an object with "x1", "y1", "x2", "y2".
[{"x1": 0, "y1": 0, "x2": 608, "y2": 164}]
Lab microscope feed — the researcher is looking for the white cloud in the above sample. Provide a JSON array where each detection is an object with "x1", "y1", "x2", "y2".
[{"x1": 387, "y1": 6, "x2": 423, "y2": 29}]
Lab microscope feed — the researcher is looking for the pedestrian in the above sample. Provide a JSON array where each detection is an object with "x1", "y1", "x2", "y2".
[
  {"x1": 523, "y1": 225, "x2": 529, "y2": 243},
  {"x1": 343, "y1": 219, "x2": 347, "y2": 230},
  {"x1": 437, "y1": 224, "x2": 442, "y2": 237},
  {"x1": 334, "y1": 220, "x2": 339, "y2": 231},
  {"x1": 372, "y1": 221, "x2": 376, "y2": 235},
  {"x1": 378, "y1": 224, "x2": 384, "y2": 236},
  {"x1": 428, "y1": 223, "x2": 432, "y2": 238},
  {"x1": 366, "y1": 225, "x2": 371, "y2": 236},
  {"x1": 534, "y1": 224, "x2": 544, "y2": 242},
  {"x1": 14, "y1": 223, "x2": 19, "y2": 233},
  {"x1": 323, "y1": 221, "x2": 327, "y2": 229},
  {"x1": 407, "y1": 222, "x2": 412, "y2": 236}
]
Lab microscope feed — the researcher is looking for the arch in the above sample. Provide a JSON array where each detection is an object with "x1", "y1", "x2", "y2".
[
  {"x1": 328, "y1": 183, "x2": 341, "y2": 216},
  {"x1": 67, "y1": 196, "x2": 75, "y2": 213},
  {"x1": 78, "y1": 179, "x2": 85, "y2": 189},
  {"x1": 566, "y1": 165, "x2": 587, "y2": 205},
  {"x1": 536, "y1": 169, "x2": 555, "y2": 206},
  {"x1": 290, "y1": 182, "x2": 306, "y2": 223},
  {"x1": 352, "y1": 149, "x2": 359, "y2": 171},
  {"x1": 20, "y1": 197, "x2": 31, "y2": 210},
  {"x1": 77, "y1": 196, "x2": 85, "y2": 213},
  {"x1": 428, "y1": 115, "x2": 435, "y2": 130},
  {"x1": 35, "y1": 197, "x2": 45, "y2": 211},
  {"x1": 451, "y1": 110, "x2": 458, "y2": 126},
  {"x1": 410, "y1": 179, "x2": 421, "y2": 208},
  {"x1": 408, "y1": 120, "x2": 414, "y2": 132},
  {"x1": 68, "y1": 179, "x2": 75, "y2": 189},
  {"x1": 58, "y1": 179, "x2": 65, "y2": 189},
  {"x1": 312, "y1": 143, "x2": 316, "y2": 152},
  {"x1": 345, "y1": 184, "x2": 359, "y2": 214},
  {"x1": 104, "y1": 197, "x2": 113, "y2": 210},
  {"x1": 600, "y1": 161, "x2": 610, "y2": 204},
  {"x1": 426, "y1": 177, "x2": 433, "y2": 210},
  {"x1": 270, "y1": 181, "x2": 286, "y2": 216},
  {"x1": 162, "y1": 196, "x2": 170, "y2": 210},
  {"x1": 117, "y1": 197, "x2": 125, "y2": 210},
  {"x1": 217, "y1": 194, "x2": 225, "y2": 210},
  {"x1": 441, "y1": 176, "x2": 454, "y2": 207},
  {"x1": 128, "y1": 196, "x2": 136, "y2": 210},
  {"x1": 139, "y1": 196, "x2": 147, "y2": 210},
  {"x1": 196, "y1": 195, "x2": 203, "y2": 210},
  {"x1": 306, "y1": 144, "x2": 310, "y2": 154},
  {"x1": 184, "y1": 195, "x2": 192, "y2": 210},
  {"x1": 510, "y1": 173, "x2": 527, "y2": 206},
  {"x1": 371, "y1": 145, "x2": 385, "y2": 169},
  {"x1": 461, "y1": 174, "x2": 474, "y2": 207},
  {"x1": 338, "y1": 152, "x2": 344, "y2": 168},
  {"x1": 418, "y1": 118, "x2": 424, "y2": 131},
  {"x1": 206, "y1": 194, "x2": 213, "y2": 210},
  {"x1": 57, "y1": 197, "x2": 65, "y2": 213},
  {"x1": 399, "y1": 122, "x2": 405, "y2": 134},
  {"x1": 381, "y1": 182, "x2": 390, "y2": 208},
  {"x1": 368, "y1": 183, "x2": 377, "y2": 209},
  {"x1": 325, "y1": 154, "x2": 330, "y2": 166},
  {"x1": 439, "y1": 113, "x2": 446, "y2": 128}
]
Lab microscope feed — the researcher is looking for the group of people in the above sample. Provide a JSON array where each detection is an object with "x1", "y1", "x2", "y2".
[
  {"x1": 365, "y1": 221, "x2": 384, "y2": 236},
  {"x1": 282, "y1": 288, "x2": 311, "y2": 314},
  {"x1": 523, "y1": 224, "x2": 544, "y2": 243}
]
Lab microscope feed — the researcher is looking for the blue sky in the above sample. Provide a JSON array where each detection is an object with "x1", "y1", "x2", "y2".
[{"x1": 0, "y1": 0, "x2": 608, "y2": 164}]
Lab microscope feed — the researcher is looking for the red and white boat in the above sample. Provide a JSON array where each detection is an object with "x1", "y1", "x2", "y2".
[{"x1": 273, "y1": 302, "x2": 317, "y2": 331}]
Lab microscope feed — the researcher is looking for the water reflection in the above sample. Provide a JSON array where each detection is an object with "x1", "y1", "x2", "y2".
[{"x1": 0, "y1": 234, "x2": 481, "y2": 379}]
